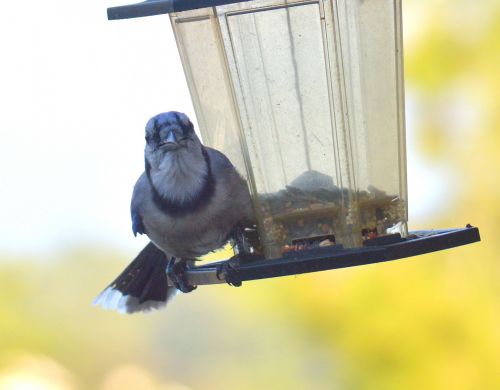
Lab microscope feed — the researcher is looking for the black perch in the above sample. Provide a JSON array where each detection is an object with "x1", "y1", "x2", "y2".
[{"x1": 174, "y1": 226, "x2": 480, "y2": 287}]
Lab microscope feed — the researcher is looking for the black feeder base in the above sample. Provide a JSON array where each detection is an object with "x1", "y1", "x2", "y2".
[{"x1": 174, "y1": 225, "x2": 480, "y2": 287}]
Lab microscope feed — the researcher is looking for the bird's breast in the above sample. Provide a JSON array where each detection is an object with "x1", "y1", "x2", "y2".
[
  {"x1": 143, "y1": 196, "x2": 234, "y2": 258},
  {"x1": 140, "y1": 165, "x2": 253, "y2": 259}
]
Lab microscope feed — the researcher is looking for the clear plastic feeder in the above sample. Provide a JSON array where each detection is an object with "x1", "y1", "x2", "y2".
[{"x1": 170, "y1": 0, "x2": 407, "y2": 258}]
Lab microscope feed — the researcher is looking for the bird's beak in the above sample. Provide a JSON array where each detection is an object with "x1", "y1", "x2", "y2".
[{"x1": 159, "y1": 131, "x2": 179, "y2": 150}]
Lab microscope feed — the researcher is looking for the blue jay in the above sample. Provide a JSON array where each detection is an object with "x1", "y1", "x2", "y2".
[{"x1": 94, "y1": 112, "x2": 254, "y2": 314}]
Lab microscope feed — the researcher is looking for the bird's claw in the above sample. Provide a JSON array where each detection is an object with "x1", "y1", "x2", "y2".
[{"x1": 167, "y1": 257, "x2": 197, "y2": 293}]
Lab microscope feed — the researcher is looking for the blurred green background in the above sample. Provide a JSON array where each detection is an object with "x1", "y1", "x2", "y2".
[{"x1": 1, "y1": 0, "x2": 499, "y2": 389}]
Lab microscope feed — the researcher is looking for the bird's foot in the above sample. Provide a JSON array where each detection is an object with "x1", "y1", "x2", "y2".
[
  {"x1": 216, "y1": 259, "x2": 242, "y2": 287},
  {"x1": 232, "y1": 225, "x2": 262, "y2": 264},
  {"x1": 233, "y1": 224, "x2": 253, "y2": 255},
  {"x1": 166, "y1": 257, "x2": 197, "y2": 293}
]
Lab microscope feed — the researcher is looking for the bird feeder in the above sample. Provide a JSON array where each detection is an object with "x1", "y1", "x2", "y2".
[{"x1": 107, "y1": 0, "x2": 480, "y2": 285}]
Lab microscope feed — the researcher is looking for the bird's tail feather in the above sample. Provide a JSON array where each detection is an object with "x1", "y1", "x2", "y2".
[{"x1": 93, "y1": 242, "x2": 177, "y2": 314}]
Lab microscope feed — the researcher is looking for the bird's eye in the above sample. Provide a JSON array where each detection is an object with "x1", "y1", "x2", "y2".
[{"x1": 145, "y1": 134, "x2": 151, "y2": 142}]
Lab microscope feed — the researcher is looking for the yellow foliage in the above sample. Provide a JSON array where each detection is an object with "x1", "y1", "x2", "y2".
[{"x1": 1, "y1": 0, "x2": 499, "y2": 389}]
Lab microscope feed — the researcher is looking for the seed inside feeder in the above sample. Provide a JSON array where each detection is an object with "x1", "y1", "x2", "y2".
[{"x1": 254, "y1": 171, "x2": 406, "y2": 257}]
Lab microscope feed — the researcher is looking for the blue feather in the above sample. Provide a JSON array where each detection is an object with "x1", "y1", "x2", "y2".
[{"x1": 132, "y1": 212, "x2": 145, "y2": 236}]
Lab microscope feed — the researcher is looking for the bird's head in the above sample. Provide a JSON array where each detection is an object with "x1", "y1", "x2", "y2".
[
  {"x1": 144, "y1": 111, "x2": 200, "y2": 157},
  {"x1": 143, "y1": 111, "x2": 209, "y2": 199}
]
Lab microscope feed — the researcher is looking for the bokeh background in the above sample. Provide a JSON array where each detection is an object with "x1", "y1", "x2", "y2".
[{"x1": 1, "y1": 0, "x2": 499, "y2": 389}]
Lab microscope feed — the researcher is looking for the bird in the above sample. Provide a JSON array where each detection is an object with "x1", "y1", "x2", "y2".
[{"x1": 93, "y1": 111, "x2": 255, "y2": 314}]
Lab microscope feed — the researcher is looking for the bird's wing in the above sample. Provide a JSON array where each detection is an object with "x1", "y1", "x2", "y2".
[
  {"x1": 205, "y1": 146, "x2": 236, "y2": 172},
  {"x1": 206, "y1": 146, "x2": 255, "y2": 225},
  {"x1": 131, "y1": 173, "x2": 149, "y2": 236},
  {"x1": 132, "y1": 213, "x2": 145, "y2": 237}
]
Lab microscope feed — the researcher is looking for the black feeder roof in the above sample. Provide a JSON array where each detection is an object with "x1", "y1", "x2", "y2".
[{"x1": 107, "y1": 0, "x2": 255, "y2": 19}]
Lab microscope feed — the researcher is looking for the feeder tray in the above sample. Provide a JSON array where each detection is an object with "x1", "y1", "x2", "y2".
[{"x1": 170, "y1": 226, "x2": 480, "y2": 287}]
